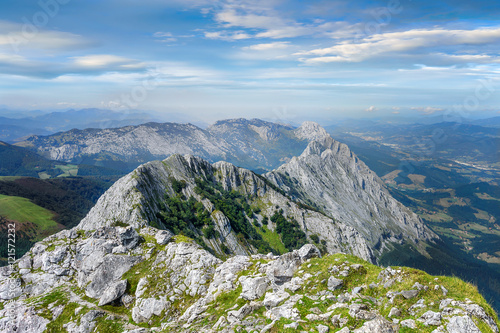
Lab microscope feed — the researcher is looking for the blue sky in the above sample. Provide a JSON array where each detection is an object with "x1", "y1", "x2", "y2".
[{"x1": 0, "y1": 0, "x2": 499, "y2": 123}]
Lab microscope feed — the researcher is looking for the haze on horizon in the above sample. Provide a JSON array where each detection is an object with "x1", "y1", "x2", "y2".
[{"x1": 0, "y1": 0, "x2": 499, "y2": 123}]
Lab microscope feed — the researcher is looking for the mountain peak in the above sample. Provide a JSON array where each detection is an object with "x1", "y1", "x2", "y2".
[{"x1": 294, "y1": 121, "x2": 329, "y2": 141}]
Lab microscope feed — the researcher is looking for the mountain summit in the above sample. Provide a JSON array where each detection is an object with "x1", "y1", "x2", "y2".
[
  {"x1": 77, "y1": 127, "x2": 436, "y2": 261},
  {"x1": 266, "y1": 136, "x2": 436, "y2": 256}
]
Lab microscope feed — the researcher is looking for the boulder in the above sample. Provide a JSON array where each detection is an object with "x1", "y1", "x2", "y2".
[
  {"x1": 401, "y1": 289, "x2": 419, "y2": 299},
  {"x1": 98, "y1": 279, "x2": 128, "y2": 306},
  {"x1": 327, "y1": 277, "x2": 344, "y2": 291},
  {"x1": 132, "y1": 297, "x2": 169, "y2": 323},
  {"x1": 353, "y1": 317, "x2": 398, "y2": 332},
  {"x1": 239, "y1": 276, "x2": 268, "y2": 301},
  {"x1": 446, "y1": 315, "x2": 481, "y2": 333},
  {"x1": 155, "y1": 229, "x2": 174, "y2": 245},
  {"x1": 419, "y1": 311, "x2": 442, "y2": 326}
]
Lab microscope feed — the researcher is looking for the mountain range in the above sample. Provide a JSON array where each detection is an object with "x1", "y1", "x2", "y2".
[
  {"x1": 0, "y1": 116, "x2": 499, "y2": 324},
  {"x1": 15, "y1": 119, "x2": 324, "y2": 173}
]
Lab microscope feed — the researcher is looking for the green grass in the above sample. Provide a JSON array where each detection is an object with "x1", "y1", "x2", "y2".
[
  {"x1": 55, "y1": 164, "x2": 79, "y2": 177},
  {"x1": 174, "y1": 235, "x2": 192, "y2": 243},
  {"x1": 256, "y1": 225, "x2": 287, "y2": 254},
  {"x1": 0, "y1": 176, "x2": 23, "y2": 181},
  {"x1": 0, "y1": 194, "x2": 58, "y2": 230}
]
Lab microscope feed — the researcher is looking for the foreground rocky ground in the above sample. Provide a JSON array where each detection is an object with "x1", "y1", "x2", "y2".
[{"x1": 0, "y1": 225, "x2": 498, "y2": 332}]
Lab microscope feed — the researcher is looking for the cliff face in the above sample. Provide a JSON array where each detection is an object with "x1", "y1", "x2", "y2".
[{"x1": 265, "y1": 136, "x2": 437, "y2": 257}]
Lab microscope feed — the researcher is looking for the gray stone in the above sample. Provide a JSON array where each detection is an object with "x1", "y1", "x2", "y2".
[
  {"x1": 317, "y1": 324, "x2": 329, "y2": 333},
  {"x1": 401, "y1": 319, "x2": 417, "y2": 329},
  {"x1": 0, "y1": 302, "x2": 50, "y2": 333},
  {"x1": 388, "y1": 307, "x2": 401, "y2": 318},
  {"x1": 284, "y1": 322, "x2": 299, "y2": 329},
  {"x1": 84, "y1": 254, "x2": 140, "y2": 299},
  {"x1": 263, "y1": 290, "x2": 290, "y2": 308},
  {"x1": 0, "y1": 278, "x2": 22, "y2": 300},
  {"x1": 64, "y1": 310, "x2": 104, "y2": 333},
  {"x1": 401, "y1": 289, "x2": 419, "y2": 299},
  {"x1": 419, "y1": 311, "x2": 442, "y2": 326},
  {"x1": 132, "y1": 297, "x2": 168, "y2": 323},
  {"x1": 328, "y1": 277, "x2": 344, "y2": 290},
  {"x1": 460, "y1": 303, "x2": 498, "y2": 332},
  {"x1": 446, "y1": 315, "x2": 481, "y2": 333},
  {"x1": 118, "y1": 227, "x2": 141, "y2": 249},
  {"x1": 353, "y1": 317, "x2": 397, "y2": 332},
  {"x1": 352, "y1": 286, "x2": 363, "y2": 294},
  {"x1": 239, "y1": 276, "x2": 268, "y2": 301},
  {"x1": 98, "y1": 279, "x2": 128, "y2": 306},
  {"x1": 297, "y1": 244, "x2": 322, "y2": 260},
  {"x1": 155, "y1": 229, "x2": 174, "y2": 245}
]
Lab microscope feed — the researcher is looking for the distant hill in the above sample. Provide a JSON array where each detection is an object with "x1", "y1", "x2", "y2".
[
  {"x1": 0, "y1": 141, "x2": 121, "y2": 178},
  {"x1": 0, "y1": 108, "x2": 162, "y2": 142}
]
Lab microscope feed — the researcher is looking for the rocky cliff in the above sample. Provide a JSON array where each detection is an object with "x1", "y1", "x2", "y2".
[
  {"x1": 265, "y1": 136, "x2": 437, "y2": 257},
  {"x1": 0, "y1": 231, "x2": 498, "y2": 332}
]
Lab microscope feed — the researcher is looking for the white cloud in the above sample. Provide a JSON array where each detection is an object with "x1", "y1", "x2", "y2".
[
  {"x1": 366, "y1": 106, "x2": 377, "y2": 112},
  {"x1": 0, "y1": 20, "x2": 91, "y2": 52},
  {"x1": 297, "y1": 27, "x2": 500, "y2": 64},
  {"x1": 411, "y1": 106, "x2": 445, "y2": 115},
  {"x1": 242, "y1": 42, "x2": 290, "y2": 51},
  {"x1": 208, "y1": 1, "x2": 319, "y2": 40},
  {"x1": 204, "y1": 30, "x2": 252, "y2": 41},
  {"x1": 153, "y1": 31, "x2": 177, "y2": 42},
  {"x1": 71, "y1": 55, "x2": 144, "y2": 69}
]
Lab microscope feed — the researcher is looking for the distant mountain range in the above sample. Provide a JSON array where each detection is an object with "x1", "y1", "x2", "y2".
[
  {"x1": 15, "y1": 119, "x2": 328, "y2": 172},
  {"x1": 0, "y1": 108, "x2": 162, "y2": 142}
]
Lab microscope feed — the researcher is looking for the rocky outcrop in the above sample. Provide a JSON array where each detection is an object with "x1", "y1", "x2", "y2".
[
  {"x1": 77, "y1": 153, "x2": 374, "y2": 261},
  {"x1": 1, "y1": 234, "x2": 497, "y2": 332},
  {"x1": 265, "y1": 136, "x2": 438, "y2": 257}
]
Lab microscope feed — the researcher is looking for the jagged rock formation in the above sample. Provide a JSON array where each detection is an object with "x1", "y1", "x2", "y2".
[
  {"x1": 265, "y1": 136, "x2": 437, "y2": 257},
  {"x1": 77, "y1": 153, "x2": 373, "y2": 261},
  {"x1": 16, "y1": 119, "x2": 320, "y2": 172},
  {"x1": 0, "y1": 232, "x2": 498, "y2": 332}
]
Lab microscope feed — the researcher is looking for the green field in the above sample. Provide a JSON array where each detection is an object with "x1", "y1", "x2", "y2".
[
  {"x1": 55, "y1": 164, "x2": 79, "y2": 177},
  {"x1": 0, "y1": 194, "x2": 58, "y2": 231}
]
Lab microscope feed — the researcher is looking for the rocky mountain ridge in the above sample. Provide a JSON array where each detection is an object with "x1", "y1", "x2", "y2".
[
  {"x1": 0, "y1": 228, "x2": 498, "y2": 332},
  {"x1": 75, "y1": 131, "x2": 436, "y2": 261},
  {"x1": 77, "y1": 153, "x2": 374, "y2": 261},
  {"x1": 16, "y1": 119, "x2": 324, "y2": 172},
  {"x1": 266, "y1": 136, "x2": 436, "y2": 255}
]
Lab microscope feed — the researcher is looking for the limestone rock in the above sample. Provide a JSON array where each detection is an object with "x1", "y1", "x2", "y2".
[
  {"x1": 446, "y1": 315, "x2": 481, "y2": 333},
  {"x1": 239, "y1": 276, "x2": 268, "y2": 301},
  {"x1": 98, "y1": 279, "x2": 128, "y2": 306},
  {"x1": 328, "y1": 277, "x2": 344, "y2": 291},
  {"x1": 155, "y1": 229, "x2": 174, "y2": 245},
  {"x1": 353, "y1": 317, "x2": 398, "y2": 332},
  {"x1": 419, "y1": 311, "x2": 442, "y2": 326}
]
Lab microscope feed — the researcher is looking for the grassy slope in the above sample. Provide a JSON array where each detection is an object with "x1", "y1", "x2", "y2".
[{"x1": 0, "y1": 193, "x2": 57, "y2": 230}]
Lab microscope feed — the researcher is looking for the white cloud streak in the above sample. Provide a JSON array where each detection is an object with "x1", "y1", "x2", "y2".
[{"x1": 297, "y1": 27, "x2": 500, "y2": 64}]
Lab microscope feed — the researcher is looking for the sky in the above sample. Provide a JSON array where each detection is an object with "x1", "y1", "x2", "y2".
[{"x1": 0, "y1": 0, "x2": 499, "y2": 123}]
